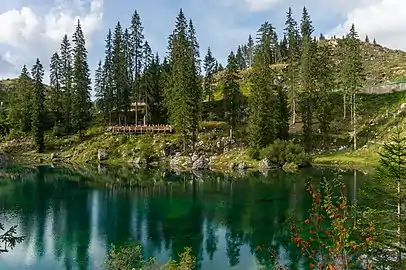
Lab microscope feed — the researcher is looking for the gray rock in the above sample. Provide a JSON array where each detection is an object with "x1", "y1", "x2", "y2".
[
  {"x1": 259, "y1": 158, "x2": 270, "y2": 169},
  {"x1": 191, "y1": 152, "x2": 200, "y2": 162},
  {"x1": 133, "y1": 157, "x2": 147, "y2": 165},
  {"x1": 237, "y1": 162, "x2": 247, "y2": 170},
  {"x1": 51, "y1": 152, "x2": 59, "y2": 160},
  {"x1": 192, "y1": 156, "x2": 209, "y2": 170},
  {"x1": 98, "y1": 149, "x2": 108, "y2": 161},
  {"x1": 64, "y1": 154, "x2": 73, "y2": 159}
]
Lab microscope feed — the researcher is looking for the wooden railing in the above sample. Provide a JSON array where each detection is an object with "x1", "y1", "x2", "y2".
[{"x1": 107, "y1": 125, "x2": 173, "y2": 134}]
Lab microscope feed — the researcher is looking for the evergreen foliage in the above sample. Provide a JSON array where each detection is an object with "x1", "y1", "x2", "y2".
[
  {"x1": 203, "y1": 47, "x2": 216, "y2": 103},
  {"x1": 60, "y1": 34, "x2": 73, "y2": 133},
  {"x1": 222, "y1": 51, "x2": 241, "y2": 139},
  {"x1": 31, "y1": 58, "x2": 45, "y2": 153},
  {"x1": 71, "y1": 20, "x2": 92, "y2": 137},
  {"x1": 49, "y1": 52, "x2": 63, "y2": 128}
]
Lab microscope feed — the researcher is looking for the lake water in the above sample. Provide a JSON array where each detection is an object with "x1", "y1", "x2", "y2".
[{"x1": 0, "y1": 165, "x2": 372, "y2": 269}]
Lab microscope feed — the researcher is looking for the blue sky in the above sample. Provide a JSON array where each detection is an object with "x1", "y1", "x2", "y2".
[{"x1": 0, "y1": 0, "x2": 405, "y2": 84}]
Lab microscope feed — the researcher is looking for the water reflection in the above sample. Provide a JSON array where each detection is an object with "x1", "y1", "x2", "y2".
[{"x1": 0, "y1": 165, "x2": 370, "y2": 270}]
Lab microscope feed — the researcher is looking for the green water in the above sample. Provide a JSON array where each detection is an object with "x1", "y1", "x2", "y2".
[{"x1": 0, "y1": 165, "x2": 371, "y2": 269}]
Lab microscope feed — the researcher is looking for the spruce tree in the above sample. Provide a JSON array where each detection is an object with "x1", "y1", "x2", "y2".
[
  {"x1": 31, "y1": 58, "x2": 45, "y2": 153},
  {"x1": 247, "y1": 35, "x2": 254, "y2": 67},
  {"x1": 203, "y1": 47, "x2": 216, "y2": 103},
  {"x1": 222, "y1": 51, "x2": 241, "y2": 139},
  {"x1": 248, "y1": 22, "x2": 278, "y2": 153},
  {"x1": 341, "y1": 24, "x2": 365, "y2": 150},
  {"x1": 148, "y1": 54, "x2": 166, "y2": 124},
  {"x1": 217, "y1": 63, "x2": 224, "y2": 72},
  {"x1": 71, "y1": 20, "x2": 92, "y2": 138},
  {"x1": 95, "y1": 60, "x2": 103, "y2": 114},
  {"x1": 112, "y1": 22, "x2": 127, "y2": 124},
  {"x1": 365, "y1": 35, "x2": 370, "y2": 43},
  {"x1": 130, "y1": 10, "x2": 144, "y2": 124},
  {"x1": 315, "y1": 39, "x2": 335, "y2": 137},
  {"x1": 235, "y1": 46, "x2": 246, "y2": 70},
  {"x1": 187, "y1": 19, "x2": 201, "y2": 73},
  {"x1": 165, "y1": 9, "x2": 201, "y2": 150},
  {"x1": 284, "y1": 7, "x2": 300, "y2": 124},
  {"x1": 8, "y1": 65, "x2": 32, "y2": 132},
  {"x1": 275, "y1": 85, "x2": 289, "y2": 140},
  {"x1": 102, "y1": 29, "x2": 114, "y2": 124},
  {"x1": 49, "y1": 52, "x2": 63, "y2": 128},
  {"x1": 298, "y1": 6, "x2": 316, "y2": 151},
  {"x1": 60, "y1": 34, "x2": 73, "y2": 133}
]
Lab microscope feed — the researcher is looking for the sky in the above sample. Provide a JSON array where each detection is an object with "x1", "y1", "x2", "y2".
[{"x1": 0, "y1": 0, "x2": 406, "y2": 85}]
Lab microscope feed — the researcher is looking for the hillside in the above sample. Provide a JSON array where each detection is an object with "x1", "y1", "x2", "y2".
[{"x1": 213, "y1": 39, "x2": 406, "y2": 99}]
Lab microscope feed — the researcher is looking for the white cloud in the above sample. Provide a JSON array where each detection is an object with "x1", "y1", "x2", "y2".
[
  {"x1": 244, "y1": 0, "x2": 280, "y2": 11},
  {"x1": 328, "y1": 0, "x2": 406, "y2": 50},
  {"x1": 0, "y1": 0, "x2": 104, "y2": 78}
]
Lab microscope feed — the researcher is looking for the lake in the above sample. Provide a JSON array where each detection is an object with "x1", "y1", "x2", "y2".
[{"x1": 0, "y1": 165, "x2": 372, "y2": 269}]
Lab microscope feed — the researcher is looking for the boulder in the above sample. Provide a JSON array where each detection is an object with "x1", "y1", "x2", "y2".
[
  {"x1": 259, "y1": 158, "x2": 270, "y2": 170},
  {"x1": 237, "y1": 162, "x2": 247, "y2": 170},
  {"x1": 51, "y1": 152, "x2": 59, "y2": 160},
  {"x1": 191, "y1": 152, "x2": 200, "y2": 162},
  {"x1": 133, "y1": 157, "x2": 147, "y2": 166},
  {"x1": 192, "y1": 156, "x2": 209, "y2": 170},
  {"x1": 97, "y1": 149, "x2": 108, "y2": 161}
]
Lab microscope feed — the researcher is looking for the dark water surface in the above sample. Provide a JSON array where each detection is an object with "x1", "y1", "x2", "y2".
[{"x1": 0, "y1": 166, "x2": 372, "y2": 269}]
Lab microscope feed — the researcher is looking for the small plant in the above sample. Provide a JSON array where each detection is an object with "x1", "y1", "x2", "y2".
[{"x1": 0, "y1": 223, "x2": 25, "y2": 253}]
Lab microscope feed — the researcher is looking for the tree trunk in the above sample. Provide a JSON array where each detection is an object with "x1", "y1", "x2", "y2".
[
  {"x1": 350, "y1": 94, "x2": 353, "y2": 124},
  {"x1": 135, "y1": 102, "x2": 138, "y2": 125},
  {"x1": 353, "y1": 93, "x2": 357, "y2": 151},
  {"x1": 292, "y1": 95, "x2": 296, "y2": 125},
  {"x1": 343, "y1": 93, "x2": 346, "y2": 120},
  {"x1": 229, "y1": 127, "x2": 233, "y2": 140}
]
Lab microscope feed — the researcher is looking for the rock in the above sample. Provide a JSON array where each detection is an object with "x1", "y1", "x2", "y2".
[
  {"x1": 73, "y1": 150, "x2": 79, "y2": 156},
  {"x1": 149, "y1": 161, "x2": 159, "y2": 166},
  {"x1": 259, "y1": 158, "x2": 270, "y2": 170},
  {"x1": 51, "y1": 152, "x2": 59, "y2": 160},
  {"x1": 170, "y1": 155, "x2": 182, "y2": 169},
  {"x1": 237, "y1": 162, "x2": 247, "y2": 170},
  {"x1": 0, "y1": 154, "x2": 8, "y2": 167},
  {"x1": 216, "y1": 141, "x2": 222, "y2": 148},
  {"x1": 228, "y1": 162, "x2": 237, "y2": 170},
  {"x1": 97, "y1": 149, "x2": 108, "y2": 161},
  {"x1": 133, "y1": 157, "x2": 147, "y2": 166},
  {"x1": 64, "y1": 154, "x2": 73, "y2": 159},
  {"x1": 192, "y1": 156, "x2": 209, "y2": 170},
  {"x1": 191, "y1": 152, "x2": 200, "y2": 162}
]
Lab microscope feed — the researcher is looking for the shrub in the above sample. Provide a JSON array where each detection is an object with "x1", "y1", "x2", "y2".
[{"x1": 260, "y1": 140, "x2": 312, "y2": 168}]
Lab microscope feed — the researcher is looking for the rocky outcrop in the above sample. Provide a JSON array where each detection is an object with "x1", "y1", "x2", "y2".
[
  {"x1": 237, "y1": 162, "x2": 247, "y2": 170},
  {"x1": 192, "y1": 156, "x2": 209, "y2": 170},
  {"x1": 97, "y1": 149, "x2": 108, "y2": 161},
  {"x1": 170, "y1": 152, "x2": 182, "y2": 169}
]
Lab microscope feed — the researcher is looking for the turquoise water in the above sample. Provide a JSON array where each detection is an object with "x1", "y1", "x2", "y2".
[{"x1": 0, "y1": 166, "x2": 370, "y2": 269}]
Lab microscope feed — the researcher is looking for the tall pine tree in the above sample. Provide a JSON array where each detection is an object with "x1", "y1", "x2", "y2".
[
  {"x1": 222, "y1": 51, "x2": 241, "y2": 139},
  {"x1": 248, "y1": 22, "x2": 278, "y2": 153},
  {"x1": 71, "y1": 20, "x2": 92, "y2": 137},
  {"x1": 49, "y1": 52, "x2": 63, "y2": 128},
  {"x1": 203, "y1": 47, "x2": 216, "y2": 103},
  {"x1": 341, "y1": 24, "x2": 365, "y2": 150},
  {"x1": 8, "y1": 65, "x2": 32, "y2": 132},
  {"x1": 101, "y1": 29, "x2": 114, "y2": 124},
  {"x1": 31, "y1": 59, "x2": 45, "y2": 153},
  {"x1": 165, "y1": 9, "x2": 201, "y2": 150},
  {"x1": 130, "y1": 10, "x2": 144, "y2": 124},
  {"x1": 298, "y1": 7, "x2": 316, "y2": 151},
  {"x1": 60, "y1": 34, "x2": 73, "y2": 133},
  {"x1": 284, "y1": 7, "x2": 301, "y2": 124}
]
